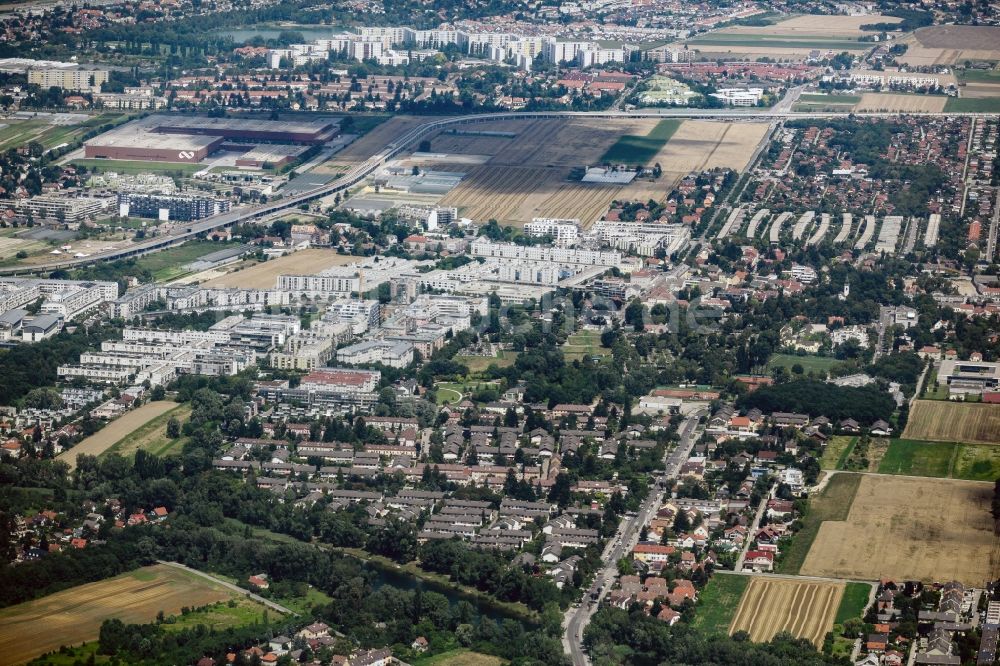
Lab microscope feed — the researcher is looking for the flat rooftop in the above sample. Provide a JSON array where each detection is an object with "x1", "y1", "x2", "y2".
[
  {"x1": 86, "y1": 128, "x2": 220, "y2": 151},
  {"x1": 148, "y1": 114, "x2": 340, "y2": 134}
]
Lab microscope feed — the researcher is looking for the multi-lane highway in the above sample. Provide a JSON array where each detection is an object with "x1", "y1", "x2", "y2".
[
  {"x1": 562, "y1": 410, "x2": 705, "y2": 665},
  {"x1": 5, "y1": 104, "x2": 999, "y2": 276}
]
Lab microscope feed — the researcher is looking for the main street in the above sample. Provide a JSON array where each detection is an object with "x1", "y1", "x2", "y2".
[{"x1": 562, "y1": 409, "x2": 706, "y2": 665}]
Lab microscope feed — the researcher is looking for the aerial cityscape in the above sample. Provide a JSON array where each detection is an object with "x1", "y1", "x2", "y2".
[{"x1": 0, "y1": 0, "x2": 999, "y2": 664}]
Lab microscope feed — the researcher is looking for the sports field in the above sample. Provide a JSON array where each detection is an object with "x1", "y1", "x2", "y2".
[
  {"x1": 800, "y1": 475, "x2": 996, "y2": 585},
  {"x1": 200, "y1": 249, "x2": 363, "y2": 289},
  {"x1": 135, "y1": 241, "x2": 239, "y2": 281},
  {"x1": 0, "y1": 565, "x2": 235, "y2": 665},
  {"x1": 729, "y1": 577, "x2": 844, "y2": 648},
  {"x1": 57, "y1": 401, "x2": 180, "y2": 470},
  {"x1": 903, "y1": 400, "x2": 1000, "y2": 445}
]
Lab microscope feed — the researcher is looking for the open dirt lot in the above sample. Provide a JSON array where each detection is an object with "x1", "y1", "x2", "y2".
[
  {"x1": 200, "y1": 249, "x2": 362, "y2": 288},
  {"x1": 0, "y1": 565, "x2": 234, "y2": 665},
  {"x1": 800, "y1": 475, "x2": 997, "y2": 585},
  {"x1": 57, "y1": 401, "x2": 179, "y2": 471},
  {"x1": 855, "y1": 93, "x2": 947, "y2": 113},
  {"x1": 439, "y1": 118, "x2": 768, "y2": 226},
  {"x1": 903, "y1": 400, "x2": 1000, "y2": 445},
  {"x1": 729, "y1": 577, "x2": 844, "y2": 648}
]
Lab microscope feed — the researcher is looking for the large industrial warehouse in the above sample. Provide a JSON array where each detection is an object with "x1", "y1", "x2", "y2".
[{"x1": 83, "y1": 114, "x2": 340, "y2": 164}]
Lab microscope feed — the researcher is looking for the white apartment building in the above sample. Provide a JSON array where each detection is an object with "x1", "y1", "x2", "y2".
[
  {"x1": 337, "y1": 339, "x2": 415, "y2": 368},
  {"x1": 278, "y1": 273, "x2": 361, "y2": 297},
  {"x1": 28, "y1": 66, "x2": 108, "y2": 92},
  {"x1": 710, "y1": 88, "x2": 764, "y2": 106},
  {"x1": 14, "y1": 194, "x2": 112, "y2": 223},
  {"x1": 524, "y1": 218, "x2": 580, "y2": 246},
  {"x1": 470, "y1": 238, "x2": 621, "y2": 266}
]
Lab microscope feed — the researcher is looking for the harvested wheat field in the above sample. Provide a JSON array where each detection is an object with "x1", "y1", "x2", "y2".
[
  {"x1": 200, "y1": 249, "x2": 363, "y2": 288},
  {"x1": 801, "y1": 475, "x2": 997, "y2": 586},
  {"x1": 899, "y1": 26, "x2": 1000, "y2": 67},
  {"x1": 903, "y1": 400, "x2": 1000, "y2": 445},
  {"x1": 722, "y1": 14, "x2": 901, "y2": 37},
  {"x1": 319, "y1": 115, "x2": 433, "y2": 171},
  {"x1": 439, "y1": 118, "x2": 768, "y2": 226},
  {"x1": 0, "y1": 565, "x2": 236, "y2": 665},
  {"x1": 855, "y1": 93, "x2": 947, "y2": 113},
  {"x1": 729, "y1": 577, "x2": 844, "y2": 648},
  {"x1": 57, "y1": 401, "x2": 179, "y2": 470}
]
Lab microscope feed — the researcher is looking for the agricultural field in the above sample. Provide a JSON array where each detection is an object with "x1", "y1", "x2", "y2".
[
  {"x1": 729, "y1": 577, "x2": 844, "y2": 648},
  {"x1": 955, "y1": 445, "x2": 1000, "y2": 482},
  {"x1": 945, "y1": 97, "x2": 1000, "y2": 112},
  {"x1": 777, "y1": 472, "x2": 861, "y2": 575},
  {"x1": 0, "y1": 565, "x2": 237, "y2": 665},
  {"x1": 319, "y1": 115, "x2": 429, "y2": 172},
  {"x1": 793, "y1": 94, "x2": 860, "y2": 112},
  {"x1": 437, "y1": 118, "x2": 767, "y2": 226},
  {"x1": 903, "y1": 400, "x2": 1000, "y2": 445},
  {"x1": 56, "y1": 401, "x2": 180, "y2": 470},
  {"x1": 562, "y1": 330, "x2": 610, "y2": 361},
  {"x1": 200, "y1": 249, "x2": 362, "y2": 289},
  {"x1": 100, "y1": 403, "x2": 191, "y2": 459},
  {"x1": 835, "y1": 582, "x2": 873, "y2": 625},
  {"x1": 690, "y1": 573, "x2": 749, "y2": 636},
  {"x1": 900, "y1": 25, "x2": 1000, "y2": 67},
  {"x1": 766, "y1": 353, "x2": 842, "y2": 374},
  {"x1": 877, "y1": 439, "x2": 955, "y2": 478},
  {"x1": 800, "y1": 475, "x2": 997, "y2": 586},
  {"x1": 724, "y1": 14, "x2": 902, "y2": 36},
  {"x1": 855, "y1": 93, "x2": 947, "y2": 113},
  {"x1": 602, "y1": 119, "x2": 682, "y2": 165}
]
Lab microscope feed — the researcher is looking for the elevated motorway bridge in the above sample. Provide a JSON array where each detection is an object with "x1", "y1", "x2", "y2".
[{"x1": 4, "y1": 106, "x2": 996, "y2": 276}]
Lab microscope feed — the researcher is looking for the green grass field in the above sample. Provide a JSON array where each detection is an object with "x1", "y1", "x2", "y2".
[
  {"x1": 797, "y1": 94, "x2": 861, "y2": 104},
  {"x1": 412, "y1": 649, "x2": 506, "y2": 666},
  {"x1": 821, "y1": 436, "x2": 857, "y2": 471},
  {"x1": 455, "y1": 352, "x2": 518, "y2": 373},
  {"x1": 958, "y1": 69, "x2": 1000, "y2": 83},
  {"x1": 71, "y1": 158, "x2": 204, "y2": 176},
  {"x1": 101, "y1": 403, "x2": 191, "y2": 459},
  {"x1": 877, "y1": 439, "x2": 955, "y2": 477},
  {"x1": 563, "y1": 330, "x2": 611, "y2": 361},
  {"x1": 766, "y1": 353, "x2": 842, "y2": 374},
  {"x1": 601, "y1": 119, "x2": 681, "y2": 165},
  {"x1": 135, "y1": 241, "x2": 237, "y2": 280},
  {"x1": 944, "y1": 97, "x2": 1000, "y2": 112},
  {"x1": 777, "y1": 473, "x2": 861, "y2": 575},
  {"x1": 834, "y1": 582, "x2": 872, "y2": 624},
  {"x1": 690, "y1": 573, "x2": 750, "y2": 636},
  {"x1": 955, "y1": 444, "x2": 1000, "y2": 482}
]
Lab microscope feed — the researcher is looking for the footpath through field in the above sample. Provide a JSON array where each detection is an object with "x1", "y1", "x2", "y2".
[{"x1": 156, "y1": 561, "x2": 295, "y2": 615}]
